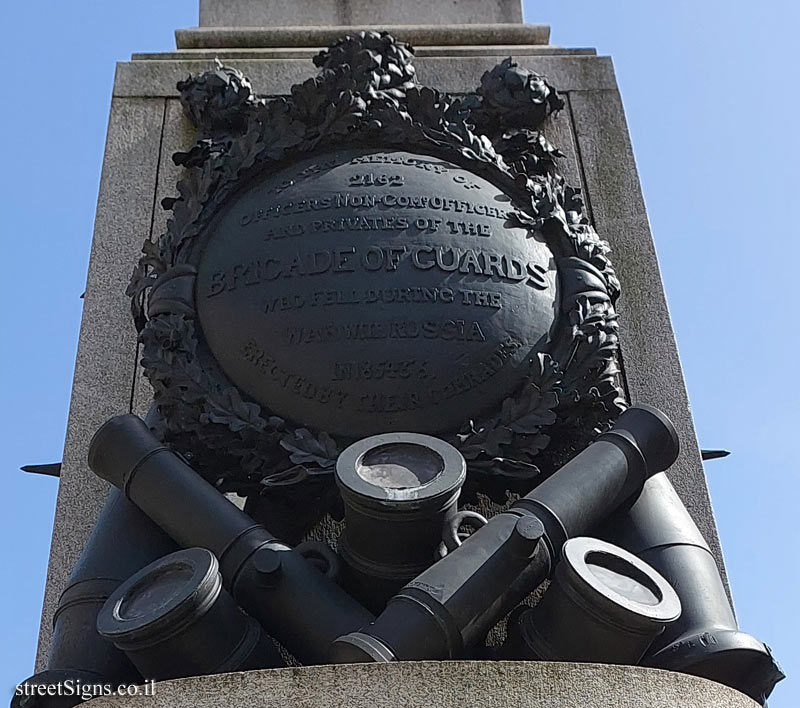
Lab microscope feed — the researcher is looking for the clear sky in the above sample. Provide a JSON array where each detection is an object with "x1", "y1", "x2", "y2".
[{"x1": 1, "y1": 1, "x2": 797, "y2": 705}]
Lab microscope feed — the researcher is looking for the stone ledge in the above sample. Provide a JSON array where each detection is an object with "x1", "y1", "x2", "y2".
[
  {"x1": 114, "y1": 55, "x2": 615, "y2": 98},
  {"x1": 87, "y1": 661, "x2": 759, "y2": 708},
  {"x1": 134, "y1": 47, "x2": 595, "y2": 61},
  {"x1": 175, "y1": 24, "x2": 551, "y2": 49}
]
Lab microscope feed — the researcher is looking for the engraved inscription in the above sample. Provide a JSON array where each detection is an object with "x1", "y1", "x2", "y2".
[
  {"x1": 205, "y1": 245, "x2": 549, "y2": 297},
  {"x1": 445, "y1": 220, "x2": 491, "y2": 237},
  {"x1": 242, "y1": 340, "x2": 350, "y2": 407},
  {"x1": 263, "y1": 287, "x2": 457, "y2": 313},
  {"x1": 238, "y1": 193, "x2": 512, "y2": 228},
  {"x1": 260, "y1": 287, "x2": 499, "y2": 314},
  {"x1": 196, "y1": 148, "x2": 558, "y2": 436},
  {"x1": 332, "y1": 359, "x2": 434, "y2": 382},
  {"x1": 283, "y1": 319, "x2": 487, "y2": 345},
  {"x1": 460, "y1": 289, "x2": 502, "y2": 308},
  {"x1": 350, "y1": 154, "x2": 448, "y2": 173},
  {"x1": 430, "y1": 336, "x2": 523, "y2": 402},
  {"x1": 349, "y1": 173, "x2": 405, "y2": 187}
]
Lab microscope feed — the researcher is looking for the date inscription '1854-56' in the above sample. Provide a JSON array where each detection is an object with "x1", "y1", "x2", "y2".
[{"x1": 196, "y1": 149, "x2": 558, "y2": 437}]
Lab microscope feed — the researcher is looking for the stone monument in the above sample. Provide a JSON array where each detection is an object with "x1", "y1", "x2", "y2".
[{"x1": 16, "y1": 1, "x2": 782, "y2": 707}]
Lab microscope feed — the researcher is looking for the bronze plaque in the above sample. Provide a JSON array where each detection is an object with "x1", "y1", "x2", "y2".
[
  {"x1": 132, "y1": 49, "x2": 625, "y2": 489},
  {"x1": 196, "y1": 149, "x2": 558, "y2": 437}
]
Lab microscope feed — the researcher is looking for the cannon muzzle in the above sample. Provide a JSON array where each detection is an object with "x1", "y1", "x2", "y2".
[
  {"x1": 330, "y1": 404, "x2": 679, "y2": 662},
  {"x1": 88, "y1": 414, "x2": 373, "y2": 665}
]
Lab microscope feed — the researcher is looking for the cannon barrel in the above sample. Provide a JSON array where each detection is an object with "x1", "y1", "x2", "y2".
[
  {"x1": 330, "y1": 404, "x2": 679, "y2": 662},
  {"x1": 96, "y1": 547, "x2": 282, "y2": 679},
  {"x1": 506, "y1": 536, "x2": 681, "y2": 666},
  {"x1": 334, "y1": 432, "x2": 469, "y2": 613},
  {"x1": 602, "y1": 473, "x2": 784, "y2": 705},
  {"x1": 12, "y1": 489, "x2": 176, "y2": 708},
  {"x1": 88, "y1": 414, "x2": 373, "y2": 665}
]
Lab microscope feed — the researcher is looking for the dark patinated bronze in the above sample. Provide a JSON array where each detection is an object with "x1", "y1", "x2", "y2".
[
  {"x1": 329, "y1": 404, "x2": 679, "y2": 663},
  {"x1": 12, "y1": 491, "x2": 176, "y2": 708},
  {"x1": 335, "y1": 432, "x2": 467, "y2": 610},
  {"x1": 196, "y1": 150, "x2": 558, "y2": 437},
  {"x1": 508, "y1": 537, "x2": 681, "y2": 665},
  {"x1": 196, "y1": 149, "x2": 557, "y2": 438},
  {"x1": 129, "y1": 35, "x2": 623, "y2": 502},
  {"x1": 87, "y1": 413, "x2": 373, "y2": 666},
  {"x1": 602, "y1": 474, "x2": 785, "y2": 704},
  {"x1": 97, "y1": 547, "x2": 282, "y2": 680}
]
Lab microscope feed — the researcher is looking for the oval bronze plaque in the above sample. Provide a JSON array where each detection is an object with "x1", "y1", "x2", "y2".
[{"x1": 195, "y1": 149, "x2": 558, "y2": 437}]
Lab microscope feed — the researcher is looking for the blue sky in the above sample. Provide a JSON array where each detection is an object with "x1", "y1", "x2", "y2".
[{"x1": 1, "y1": 1, "x2": 797, "y2": 705}]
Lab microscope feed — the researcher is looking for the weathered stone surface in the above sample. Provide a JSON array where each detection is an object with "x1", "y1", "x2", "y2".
[
  {"x1": 88, "y1": 662, "x2": 759, "y2": 708},
  {"x1": 541, "y1": 110, "x2": 583, "y2": 191},
  {"x1": 136, "y1": 47, "x2": 596, "y2": 62},
  {"x1": 35, "y1": 97, "x2": 166, "y2": 669},
  {"x1": 114, "y1": 56, "x2": 616, "y2": 98},
  {"x1": 416, "y1": 55, "x2": 616, "y2": 94},
  {"x1": 199, "y1": 0, "x2": 523, "y2": 27},
  {"x1": 567, "y1": 88, "x2": 728, "y2": 578},
  {"x1": 131, "y1": 99, "x2": 195, "y2": 420},
  {"x1": 176, "y1": 24, "x2": 549, "y2": 49}
]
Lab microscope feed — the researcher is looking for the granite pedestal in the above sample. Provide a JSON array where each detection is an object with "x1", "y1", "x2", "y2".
[{"x1": 88, "y1": 662, "x2": 760, "y2": 708}]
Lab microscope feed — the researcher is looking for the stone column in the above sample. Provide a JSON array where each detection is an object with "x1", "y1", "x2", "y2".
[
  {"x1": 33, "y1": 2, "x2": 752, "y2": 706},
  {"x1": 199, "y1": 0, "x2": 524, "y2": 26}
]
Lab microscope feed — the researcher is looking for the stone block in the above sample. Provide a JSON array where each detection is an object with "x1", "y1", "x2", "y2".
[
  {"x1": 35, "y1": 97, "x2": 166, "y2": 669},
  {"x1": 175, "y1": 24, "x2": 549, "y2": 49},
  {"x1": 198, "y1": 0, "x2": 523, "y2": 27},
  {"x1": 87, "y1": 662, "x2": 759, "y2": 708},
  {"x1": 113, "y1": 55, "x2": 616, "y2": 98},
  {"x1": 568, "y1": 88, "x2": 728, "y2": 577},
  {"x1": 131, "y1": 99, "x2": 196, "y2": 419},
  {"x1": 135, "y1": 46, "x2": 595, "y2": 62}
]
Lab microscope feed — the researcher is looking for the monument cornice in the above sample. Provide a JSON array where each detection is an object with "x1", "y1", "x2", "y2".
[{"x1": 176, "y1": 23, "x2": 550, "y2": 50}]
